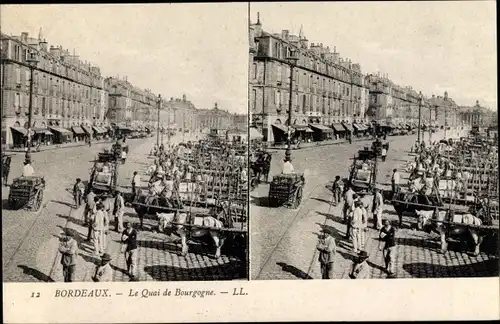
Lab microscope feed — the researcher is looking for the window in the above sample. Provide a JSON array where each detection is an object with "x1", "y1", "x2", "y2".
[
  {"x1": 42, "y1": 97, "x2": 46, "y2": 116},
  {"x1": 347, "y1": 87, "x2": 350, "y2": 96},
  {"x1": 15, "y1": 66, "x2": 21, "y2": 84},
  {"x1": 302, "y1": 94, "x2": 306, "y2": 113},
  {"x1": 276, "y1": 63, "x2": 281, "y2": 83},
  {"x1": 253, "y1": 63, "x2": 257, "y2": 79},
  {"x1": 14, "y1": 93, "x2": 20, "y2": 112},
  {"x1": 276, "y1": 90, "x2": 281, "y2": 108}
]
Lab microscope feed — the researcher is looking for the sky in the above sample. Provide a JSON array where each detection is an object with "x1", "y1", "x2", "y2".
[
  {"x1": 250, "y1": 1, "x2": 497, "y2": 110},
  {"x1": 1, "y1": 4, "x2": 248, "y2": 114}
]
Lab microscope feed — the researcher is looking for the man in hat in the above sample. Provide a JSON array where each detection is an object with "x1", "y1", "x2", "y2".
[
  {"x1": 349, "y1": 251, "x2": 370, "y2": 279},
  {"x1": 332, "y1": 175, "x2": 343, "y2": 206},
  {"x1": 372, "y1": 187, "x2": 384, "y2": 230},
  {"x1": 282, "y1": 158, "x2": 294, "y2": 175},
  {"x1": 73, "y1": 178, "x2": 86, "y2": 209},
  {"x1": 378, "y1": 219, "x2": 397, "y2": 277},
  {"x1": 84, "y1": 188, "x2": 96, "y2": 227},
  {"x1": 113, "y1": 191, "x2": 125, "y2": 233},
  {"x1": 351, "y1": 200, "x2": 365, "y2": 253},
  {"x1": 121, "y1": 222, "x2": 138, "y2": 281},
  {"x1": 391, "y1": 168, "x2": 401, "y2": 199},
  {"x1": 131, "y1": 171, "x2": 141, "y2": 201},
  {"x1": 316, "y1": 229, "x2": 337, "y2": 279},
  {"x1": 92, "y1": 253, "x2": 113, "y2": 282},
  {"x1": 22, "y1": 159, "x2": 35, "y2": 177},
  {"x1": 92, "y1": 203, "x2": 108, "y2": 256},
  {"x1": 58, "y1": 229, "x2": 78, "y2": 282}
]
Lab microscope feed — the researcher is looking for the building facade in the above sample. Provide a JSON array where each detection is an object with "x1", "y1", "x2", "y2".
[
  {"x1": 250, "y1": 15, "x2": 370, "y2": 143},
  {"x1": 197, "y1": 103, "x2": 235, "y2": 132},
  {"x1": 458, "y1": 100, "x2": 495, "y2": 127},
  {"x1": 1, "y1": 31, "x2": 108, "y2": 146}
]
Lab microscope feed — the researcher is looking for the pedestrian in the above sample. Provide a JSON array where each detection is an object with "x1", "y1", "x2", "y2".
[
  {"x1": 132, "y1": 171, "x2": 141, "y2": 201},
  {"x1": 391, "y1": 168, "x2": 401, "y2": 199},
  {"x1": 332, "y1": 176, "x2": 343, "y2": 206},
  {"x1": 381, "y1": 146, "x2": 387, "y2": 162},
  {"x1": 114, "y1": 191, "x2": 125, "y2": 233},
  {"x1": 22, "y1": 159, "x2": 35, "y2": 177},
  {"x1": 360, "y1": 202, "x2": 368, "y2": 251},
  {"x1": 92, "y1": 253, "x2": 113, "y2": 282},
  {"x1": 92, "y1": 203, "x2": 108, "y2": 256},
  {"x1": 58, "y1": 229, "x2": 78, "y2": 283},
  {"x1": 351, "y1": 201, "x2": 364, "y2": 253},
  {"x1": 343, "y1": 185, "x2": 355, "y2": 224},
  {"x1": 73, "y1": 178, "x2": 85, "y2": 209},
  {"x1": 87, "y1": 195, "x2": 100, "y2": 242},
  {"x1": 378, "y1": 219, "x2": 397, "y2": 277},
  {"x1": 121, "y1": 222, "x2": 138, "y2": 281},
  {"x1": 372, "y1": 187, "x2": 384, "y2": 230},
  {"x1": 316, "y1": 229, "x2": 336, "y2": 279},
  {"x1": 349, "y1": 251, "x2": 370, "y2": 279},
  {"x1": 84, "y1": 189, "x2": 96, "y2": 227},
  {"x1": 121, "y1": 149, "x2": 127, "y2": 164}
]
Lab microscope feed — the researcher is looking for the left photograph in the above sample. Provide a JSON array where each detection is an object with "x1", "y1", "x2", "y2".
[{"x1": 1, "y1": 3, "x2": 249, "y2": 282}]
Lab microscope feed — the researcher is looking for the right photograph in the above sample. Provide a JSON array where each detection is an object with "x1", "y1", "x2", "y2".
[{"x1": 248, "y1": 1, "x2": 498, "y2": 280}]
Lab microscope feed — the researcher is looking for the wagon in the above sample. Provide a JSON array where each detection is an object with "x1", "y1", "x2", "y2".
[
  {"x1": 88, "y1": 160, "x2": 118, "y2": 195},
  {"x1": 8, "y1": 176, "x2": 46, "y2": 211},
  {"x1": 268, "y1": 173, "x2": 305, "y2": 209}
]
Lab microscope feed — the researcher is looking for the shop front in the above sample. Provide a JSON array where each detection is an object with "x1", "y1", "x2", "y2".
[
  {"x1": 50, "y1": 127, "x2": 73, "y2": 144},
  {"x1": 291, "y1": 124, "x2": 314, "y2": 143},
  {"x1": 309, "y1": 124, "x2": 333, "y2": 141},
  {"x1": 332, "y1": 123, "x2": 347, "y2": 140}
]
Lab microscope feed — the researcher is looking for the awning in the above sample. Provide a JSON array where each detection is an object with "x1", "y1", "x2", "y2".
[
  {"x1": 272, "y1": 124, "x2": 288, "y2": 133},
  {"x1": 10, "y1": 127, "x2": 27, "y2": 136},
  {"x1": 250, "y1": 127, "x2": 264, "y2": 140},
  {"x1": 81, "y1": 125, "x2": 93, "y2": 135},
  {"x1": 352, "y1": 123, "x2": 365, "y2": 132},
  {"x1": 49, "y1": 127, "x2": 73, "y2": 135},
  {"x1": 44, "y1": 130, "x2": 53, "y2": 136},
  {"x1": 341, "y1": 122, "x2": 353, "y2": 133},
  {"x1": 309, "y1": 124, "x2": 333, "y2": 133},
  {"x1": 92, "y1": 126, "x2": 105, "y2": 134},
  {"x1": 33, "y1": 128, "x2": 48, "y2": 134},
  {"x1": 72, "y1": 126, "x2": 86, "y2": 135},
  {"x1": 291, "y1": 124, "x2": 310, "y2": 131},
  {"x1": 332, "y1": 123, "x2": 346, "y2": 133}
]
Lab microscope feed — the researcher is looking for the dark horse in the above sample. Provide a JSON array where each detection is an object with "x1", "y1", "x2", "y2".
[{"x1": 390, "y1": 191, "x2": 443, "y2": 227}]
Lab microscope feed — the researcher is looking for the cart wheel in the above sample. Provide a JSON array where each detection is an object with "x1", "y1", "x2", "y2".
[{"x1": 294, "y1": 186, "x2": 303, "y2": 209}]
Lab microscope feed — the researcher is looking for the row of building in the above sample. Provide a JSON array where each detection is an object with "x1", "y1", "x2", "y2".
[
  {"x1": 249, "y1": 14, "x2": 496, "y2": 143},
  {"x1": 1, "y1": 30, "x2": 247, "y2": 147}
]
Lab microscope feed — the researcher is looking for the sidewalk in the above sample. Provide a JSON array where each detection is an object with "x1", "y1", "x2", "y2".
[
  {"x1": 269, "y1": 136, "x2": 375, "y2": 150},
  {"x1": 3, "y1": 136, "x2": 153, "y2": 154}
]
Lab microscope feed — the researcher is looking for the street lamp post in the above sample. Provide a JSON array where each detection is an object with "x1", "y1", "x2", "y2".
[
  {"x1": 156, "y1": 94, "x2": 161, "y2": 147},
  {"x1": 25, "y1": 51, "x2": 39, "y2": 163},
  {"x1": 284, "y1": 49, "x2": 299, "y2": 162},
  {"x1": 417, "y1": 91, "x2": 422, "y2": 143}
]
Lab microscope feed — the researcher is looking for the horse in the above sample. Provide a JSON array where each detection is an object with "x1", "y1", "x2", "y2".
[
  {"x1": 391, "y1": 191, "x2": 442, "y2": 227},
  {"x1": 416, "y1": 209, "x2": 485, "y2": 255},
  {"x1": 156, "y1": 211, "x2": 226, "y2": 259}
]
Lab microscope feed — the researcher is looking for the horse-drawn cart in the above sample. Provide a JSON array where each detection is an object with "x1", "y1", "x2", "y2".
[
  {"x1": 268, "y1": 173, "x2": 305, "y2": 209},
  {"x1": 8, "y1": 176, "x2": 46, "y2": 211}
]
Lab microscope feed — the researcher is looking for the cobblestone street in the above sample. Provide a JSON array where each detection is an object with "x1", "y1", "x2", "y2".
[
  {"x1": 251, "y1": 129, "x2": 499, "y2": 280},
  {"x1": 3, "y1": 133, "x2": 244, "y2": 282}
]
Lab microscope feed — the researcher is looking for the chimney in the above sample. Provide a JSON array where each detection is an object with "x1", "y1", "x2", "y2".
[{"x1": 21, "y1": 32, "x2": 28, "y2": 43}]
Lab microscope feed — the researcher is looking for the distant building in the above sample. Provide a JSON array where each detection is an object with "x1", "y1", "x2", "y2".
[
  {"x1": 458, "y1": 100, "x2": 495, "y2": 127},
  {"x1": 249, "y1": 14, "x2": 369, "y2": 143},
  {"x1": 163, "y1": 94, "x2": 198, "y2": 134},
  {"x1": 1, "y1": 30, "x2": 107, "y2": 146}
]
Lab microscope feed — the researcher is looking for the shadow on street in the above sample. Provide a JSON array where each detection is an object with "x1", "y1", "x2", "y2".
[
  {"x1": 17, "y1": 265, "x2": 55, "y2": 282},
  {"x1": 276, "y1": 262, "x2": 313, "y2": 279}
]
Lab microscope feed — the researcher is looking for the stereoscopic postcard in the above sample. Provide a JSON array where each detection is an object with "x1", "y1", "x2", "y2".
[{"x1": 2, "y1": 2, "x2": 499, "y2": 323}]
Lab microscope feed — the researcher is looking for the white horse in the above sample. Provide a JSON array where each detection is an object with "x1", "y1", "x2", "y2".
[
  {"x1": 156, "y1": 212, "x2": 226, "y2": 259},
  {"x1": 416, "y1": 209, "x2": 484, "y2": 255}
]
